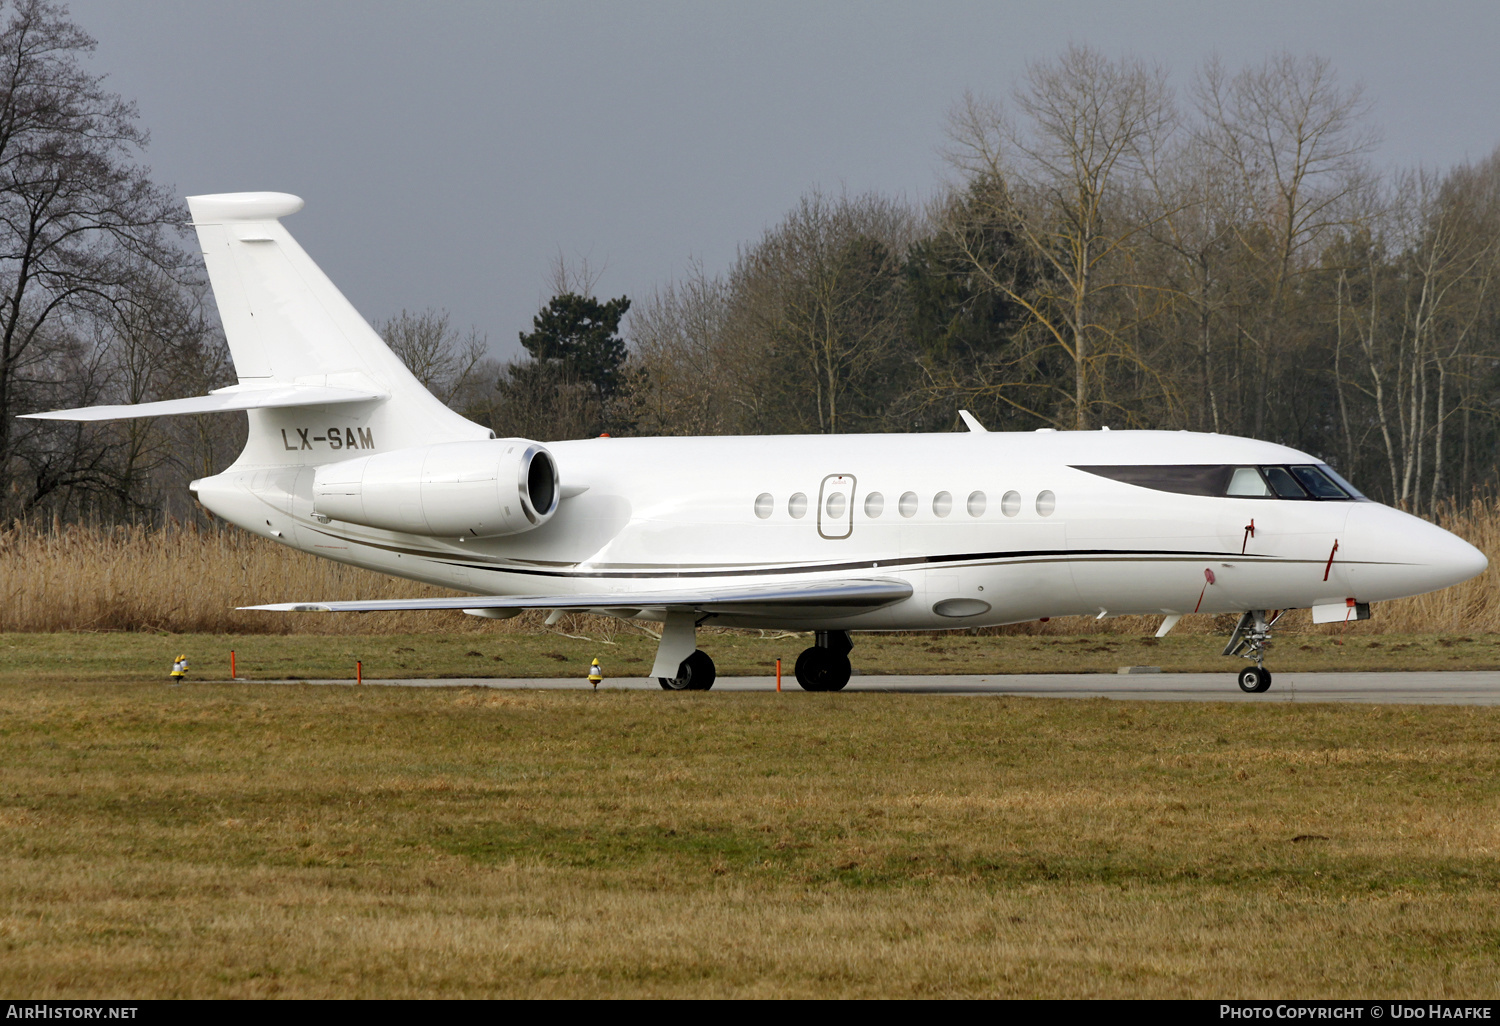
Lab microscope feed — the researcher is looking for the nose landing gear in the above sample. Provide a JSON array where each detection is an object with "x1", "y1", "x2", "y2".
[
  {"x1": 1236, "y1": 665, "x2": 1273, "y2": 693},
  {"x1": 1224, "y1": 610, "x2": 1281, "y2": 693},
  {"x1": 794, "y1": 630, "x2": 852, "y2": 692}
]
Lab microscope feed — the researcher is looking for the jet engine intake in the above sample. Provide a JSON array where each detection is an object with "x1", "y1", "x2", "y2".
[{"x1": 312, "y1": 438, "x2": 559, "y2": 537}]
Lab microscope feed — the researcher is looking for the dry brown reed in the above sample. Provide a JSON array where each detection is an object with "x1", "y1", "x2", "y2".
[
  {"x1": 0, "y1": 519, "x2": 496, "y2": 635},
  {"x1": 3, "y1": 501, "x2": 1496, "y2": 635}
]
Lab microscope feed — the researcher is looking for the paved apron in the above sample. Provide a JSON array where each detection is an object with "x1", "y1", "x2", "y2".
[{"x1": 238, "y1": 671, "x2": 1500, "y2": 705}]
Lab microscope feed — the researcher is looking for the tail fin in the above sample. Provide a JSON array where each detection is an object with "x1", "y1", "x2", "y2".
[
  {"x1": 186, "y1": 192, "x2": 489, "y2": 466},
  {"x1": 20, "y1": 193, "x2": 490, "y2": 465}
]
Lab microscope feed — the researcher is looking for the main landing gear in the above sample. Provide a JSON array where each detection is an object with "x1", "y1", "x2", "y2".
[
  {"x1": 658, "y1": 649, "x2": 716, "y2": 691},
  {"x1": 646, "y1": 614, "x2": 856, "y2": 694},
  {"x1": 653, "y1": 612, "x2": 718, "y2": 690},
  {"x1": 794, "y1": 631, "x2": 852, "y2": 692},
  {"x1": 1223, "y1": 610, "x2": 1281, "y2": 693},
  {"x1": 648, "y1": 618, "x2": 858, "y2": 696}
]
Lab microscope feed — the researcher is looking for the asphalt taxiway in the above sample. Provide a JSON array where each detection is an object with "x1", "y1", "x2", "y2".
[{"x1": 255, "y1": 671, "x2": 1500, "y2": 705}]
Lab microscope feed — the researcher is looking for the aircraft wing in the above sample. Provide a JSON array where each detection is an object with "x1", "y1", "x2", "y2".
[{"x1": 242, "y1": 577, "x2": 913, "y2": 614}]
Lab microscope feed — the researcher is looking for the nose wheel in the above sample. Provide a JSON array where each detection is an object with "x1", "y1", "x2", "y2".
[{"x1": 1237, "y1": 666, "x2": 1272, "y2": 693}]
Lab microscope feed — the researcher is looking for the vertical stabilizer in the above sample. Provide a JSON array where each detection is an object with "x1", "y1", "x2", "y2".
[{"x1": 187, "y1": 192, "x2": 489, "y2": 466}]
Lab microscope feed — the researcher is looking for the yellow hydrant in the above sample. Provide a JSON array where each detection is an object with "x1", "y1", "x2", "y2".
[
  {"x1": 169, "y1": 654, "x2": 189, "y2": 681},
  {"x1": 588, "y1": 657, "x2": 603, "y2": 689}
]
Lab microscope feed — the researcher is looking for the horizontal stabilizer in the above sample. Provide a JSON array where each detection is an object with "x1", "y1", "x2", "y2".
[
  {"x1": 242, "y1": 577, "x2": 914, "y2": 614},
  {"x1": 20, "y1": 384, "x2": 385, "y2": 422}
]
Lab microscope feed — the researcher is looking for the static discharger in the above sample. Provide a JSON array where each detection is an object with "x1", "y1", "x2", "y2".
[
  {"x1": 588, "y1": 657, "x2": 603, "y2": 689},
  {"x1": 169, "y1": 654, "x2": 189, "y2": 681}
]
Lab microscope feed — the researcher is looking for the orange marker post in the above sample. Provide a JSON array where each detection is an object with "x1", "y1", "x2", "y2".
[
  {"x1": 776, "y1": 658, "x2": 782, "y2": 692},
  {"x1": 356, "y1": 660, "x2": 363, "y2": 685},
  {"x1": 230, "y1": 650, "x2": 236, "y2": 679}
]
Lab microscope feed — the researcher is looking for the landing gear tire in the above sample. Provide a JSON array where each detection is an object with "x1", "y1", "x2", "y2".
[
  {"x1": 1237, "y1": 666, "x2": 1272, "y2": 693},
  {"x1": 658, "y1": 649, "x2": 717, "y2": 691},
  {"x1": 794, "y1": 647, "x2": 851, "y2": 692}
]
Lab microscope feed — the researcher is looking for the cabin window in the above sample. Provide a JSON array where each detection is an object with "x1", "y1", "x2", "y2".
[
  {"x1": 825, "y1": 492, "x2": 846, "y2": 518},
  {"x1": 1036, "y1": 490, "x2": 1056, "y2": 516},
  {"x1": 933, "y1": 491, "x2": 953, "y2": 517},
  {"x1": 967, "y1": 490, "x2": 987, "y2": 517},
  {"x1": 864, "y1": 492, "x2": 884, "y2": 517},
  {"x1": 1001, "y1": 490, "x2": 1021, "y2": 517},
  {"x1": 788, "y1": 492, "x2": 808, "y2": 519},
  {"x1": 754, "y1": 493, "x2": 774, "y2": 519},
  {"x1": 899, "y1": 491, "x2": 918, "y2": 517}
]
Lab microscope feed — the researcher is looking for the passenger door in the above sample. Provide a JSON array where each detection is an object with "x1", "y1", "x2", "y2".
[{"x1": 817, "y1": 473, "x2": 856, "y2": 540}]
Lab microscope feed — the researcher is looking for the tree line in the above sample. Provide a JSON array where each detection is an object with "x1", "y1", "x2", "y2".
[
  {"x1": 607, "y1": 47, "x2": 1500, "y2": 514},
  {"x1": 2, "y1": 1, "x2": 1496, "y2": 524}
]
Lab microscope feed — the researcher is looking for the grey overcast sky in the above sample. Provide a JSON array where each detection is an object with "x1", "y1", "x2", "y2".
[{"x1": 64, "y1": 0, "x2": 1500, "y2": 359}]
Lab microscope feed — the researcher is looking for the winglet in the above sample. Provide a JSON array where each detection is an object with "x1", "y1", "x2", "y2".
[{"x1": 958, "y1": 410, "x2": 988, "y2": 433}]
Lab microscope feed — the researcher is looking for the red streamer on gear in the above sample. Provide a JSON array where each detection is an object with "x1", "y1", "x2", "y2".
[
  {"x1": 1338, "y1": 596, "x2": 1357, "y2": 646},
  {"x1": 1193, "y1": 567, "x2": 1216, "y2": 613}
]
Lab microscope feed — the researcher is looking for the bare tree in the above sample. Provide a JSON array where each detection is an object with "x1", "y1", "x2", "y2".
[
  {"x1": 544, "y1": 250, "x2": 605, "y2": 301},
  {"x1": 1138, "y1": 123, "x2": 1255, "y2": 433},
  {"x1": 1339, "y1": 160, "x2": 1500, "y2": 509},
  {"x1": 1193, "y1": 53, "x2": 1378, "y2": 436},
  {"x1": 377, "y1": 307, "x2": 487, "y2": 406},
  {"x1": 623, "y1": 261, "x2": 747, "y2": 435},
  {"x1": 0, "y1": 0, "x2": 187, "y2": 516},
  {"x1": 733, "y1": 190, "x2": 917, "y2": 433},
  {"x1": 1409, "y1": 163, "x2": 1499, "y2": 510},
  {"x1": 945, "y1": 46, "x2": 1178, "y2": 429}
]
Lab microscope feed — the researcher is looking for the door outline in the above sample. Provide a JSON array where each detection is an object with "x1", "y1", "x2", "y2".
[{"x1": 817, "y1": 473, "x2": 856, "y2": 540}]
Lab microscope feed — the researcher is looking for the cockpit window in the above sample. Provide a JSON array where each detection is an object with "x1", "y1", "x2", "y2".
[
  {"x1": 1317, "y1": 465, "x2": 1365, "y2": 499},
  {"x1": 1074, "y1": 463, "x2": 1363, "y2": 500},
  {"x1": 1262, "y1": 466, "x2": 1307, "y2": 498},
  {"x1": 1227, "y1": 467, "x2": 1271, "y2": 497},
  {"x1": 1290, "y1": 465, "x2": 1350, "y2": 499},
  {"x1": 1069, "y1": 464, "x2": 1231, "y2": 496}
]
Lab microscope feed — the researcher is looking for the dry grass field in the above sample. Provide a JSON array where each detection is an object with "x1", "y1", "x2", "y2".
[
  {"x1": 3, "y1": 508, "x2": 1498, "y2": 997},
  {"x1": 2, "y1": 680, "x2": 1499, "y2": 998}
]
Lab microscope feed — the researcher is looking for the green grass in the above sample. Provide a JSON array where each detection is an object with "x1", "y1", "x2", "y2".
[
  {"x1": 1, "y1": 677, "x2": 1499, "y2": 996},
  {"x1": 4, "y1": 629, "x2": 1500, "y2": 684}
]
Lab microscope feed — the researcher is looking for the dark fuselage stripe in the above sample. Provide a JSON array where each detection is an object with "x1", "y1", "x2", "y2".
[
  {"x1": 446, "y1": 550, "x2": 1384, "y2": 580},
  {"x1": 302, "y1": 527, "x2": 1393, "y2": 582}
]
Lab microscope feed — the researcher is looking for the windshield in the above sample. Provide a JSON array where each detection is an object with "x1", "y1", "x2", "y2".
[{"x1": 1073, "y1": 463, "x2": 1365, "y2": 500}]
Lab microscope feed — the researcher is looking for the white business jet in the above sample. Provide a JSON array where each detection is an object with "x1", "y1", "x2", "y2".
[{"x1": 23, "y1": 193, "x2": 1489, "y2": 693}]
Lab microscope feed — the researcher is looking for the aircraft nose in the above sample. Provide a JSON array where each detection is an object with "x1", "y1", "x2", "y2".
[
  {"x1": 1345, "y1": 502, "x2": 1488, "y2": 600},
  {"x1": 1451, "y1": 531, "x2": 1490, "y2": 581}
]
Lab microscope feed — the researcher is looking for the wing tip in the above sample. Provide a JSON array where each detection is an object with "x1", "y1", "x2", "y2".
[{"x1": 240, "y1": 603, "x2": 334, "y2": 612}]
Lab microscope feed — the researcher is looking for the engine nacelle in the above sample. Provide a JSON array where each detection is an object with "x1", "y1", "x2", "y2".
[{"x1": 312, "y1": 438, "x2": 559, "y2": 537}]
